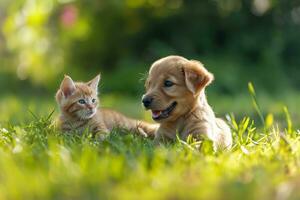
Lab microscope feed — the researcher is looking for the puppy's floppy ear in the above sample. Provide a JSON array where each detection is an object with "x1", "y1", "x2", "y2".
[
  {"x1": 87, "y1": 74, "x2": 101, "y2": 91},
  {"x1": 184, "y1": 60, "x2": 214, "y2": 95},
  {"x1": 60, "y1": 75, "x2": 76, "y2": 98}
]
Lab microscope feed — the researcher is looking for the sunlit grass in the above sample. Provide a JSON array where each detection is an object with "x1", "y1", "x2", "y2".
[
  {"x1": 0, "y1": 106, "x2": 299, "y2": 199},
  {"x1": 0, "y1": 87, "x2": 299, "y2": 199}
]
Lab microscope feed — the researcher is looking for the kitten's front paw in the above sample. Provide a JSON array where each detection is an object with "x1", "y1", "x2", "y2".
[
  {"x1": 95, "y1": 133, "x2": 108, "y2": 141},
  {"x1": 93, "y1": 130, "x2": 109, "y2": 141},
  {"x1": 92, "y1": 127, "x2": 110, "y2": 141}
]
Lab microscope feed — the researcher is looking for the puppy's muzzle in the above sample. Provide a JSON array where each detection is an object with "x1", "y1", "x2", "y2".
[{"x1": 142, "y1": 95, "x2": 153, "y2": 108}]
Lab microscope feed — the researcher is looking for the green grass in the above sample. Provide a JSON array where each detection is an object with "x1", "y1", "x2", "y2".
[
  {"x1": 0, "y1": 88, "x2": 300, "y2": 199},
  {"x1": 0, "y1": 109, "x2": 299, "y2": 200}
]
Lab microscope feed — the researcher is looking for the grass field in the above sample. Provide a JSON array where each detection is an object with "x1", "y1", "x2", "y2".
[{"x1": 0, "y1": 86, "x2": 299, "y2": 200}]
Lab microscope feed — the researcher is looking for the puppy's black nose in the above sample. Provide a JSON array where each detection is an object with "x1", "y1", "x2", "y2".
[{"x1": 142, "y1": 96, "x2": 153, "y2": 108}]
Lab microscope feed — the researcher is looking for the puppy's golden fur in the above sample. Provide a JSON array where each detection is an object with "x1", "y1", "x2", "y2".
[{"x1": 142, "y1": 55, "x2": 232, "y2": 150}]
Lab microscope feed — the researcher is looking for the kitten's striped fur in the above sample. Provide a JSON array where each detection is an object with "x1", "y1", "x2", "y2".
[{"x1": 55, "y1": 75, "x2": 157, "y2": 136}]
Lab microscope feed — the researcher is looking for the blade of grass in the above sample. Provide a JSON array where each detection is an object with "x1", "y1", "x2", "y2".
[{"x1": 248, "y1": 82, "x2": 265, "y2": 128}]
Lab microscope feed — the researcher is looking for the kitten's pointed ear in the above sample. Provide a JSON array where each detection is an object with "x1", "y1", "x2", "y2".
[
  {"x1": 87, "y1": 74, "x2": 101, "y2": 91},
  {"x1": 60, "y1": 75, "x2": 76, "y2": 98},
  {"x1": 184, "y1": 60, "x2": 214, "y2": 95}
]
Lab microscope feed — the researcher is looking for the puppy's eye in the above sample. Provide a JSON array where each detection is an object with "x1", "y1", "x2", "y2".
[
  {"x1": 92, "y1": 98, "x2": 96, "y2": 103},
  {"x1": 78, "y1": 99, "x2": 86, "y2": 104},
  {"x1": 164, "y1": 80, "x2": 174, "y2": 87}
]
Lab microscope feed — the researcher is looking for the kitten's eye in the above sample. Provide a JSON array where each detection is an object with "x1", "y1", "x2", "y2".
[
  {"x1": 78, "y1": 99, "x2": 86, "y2": 104},
  {"x1": 92, "y1": 98, "x2": 96, "y2": 103},
  {"x1": 164, "y1": 80, "x2": 174, "y2": 87}
]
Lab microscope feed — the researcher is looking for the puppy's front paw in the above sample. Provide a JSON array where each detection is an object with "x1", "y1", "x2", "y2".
[{"x1": 137, "y1": 127, "x2": 148, "y2": 138}]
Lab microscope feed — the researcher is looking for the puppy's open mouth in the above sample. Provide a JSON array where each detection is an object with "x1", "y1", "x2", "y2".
[{"x1": 151, "y1": 102, "x2": 177, "y2": 120}]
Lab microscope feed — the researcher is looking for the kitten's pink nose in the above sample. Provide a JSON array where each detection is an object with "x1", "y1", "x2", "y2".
[{"x1": 86, "y1": 104, "x2": 93, "y2": 110}]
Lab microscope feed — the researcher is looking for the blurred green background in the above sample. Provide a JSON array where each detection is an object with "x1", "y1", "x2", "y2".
[{"x1": 0, "y1": 0, "x2": 299, "y2": 124}]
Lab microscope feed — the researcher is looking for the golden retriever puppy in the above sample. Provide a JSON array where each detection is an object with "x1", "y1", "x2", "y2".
[{"x1": 142, "y1": 55, "x2": 232, "y2": 150}]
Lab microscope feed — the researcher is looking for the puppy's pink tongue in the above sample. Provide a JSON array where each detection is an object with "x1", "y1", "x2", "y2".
[{"x1": 152, "y1": 110, "x2": 161, "y2": 118}]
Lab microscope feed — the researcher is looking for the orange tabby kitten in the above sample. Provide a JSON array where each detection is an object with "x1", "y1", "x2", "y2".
[{"x1": 55, "y1": 74, "x2": 157, "y2": 136}]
